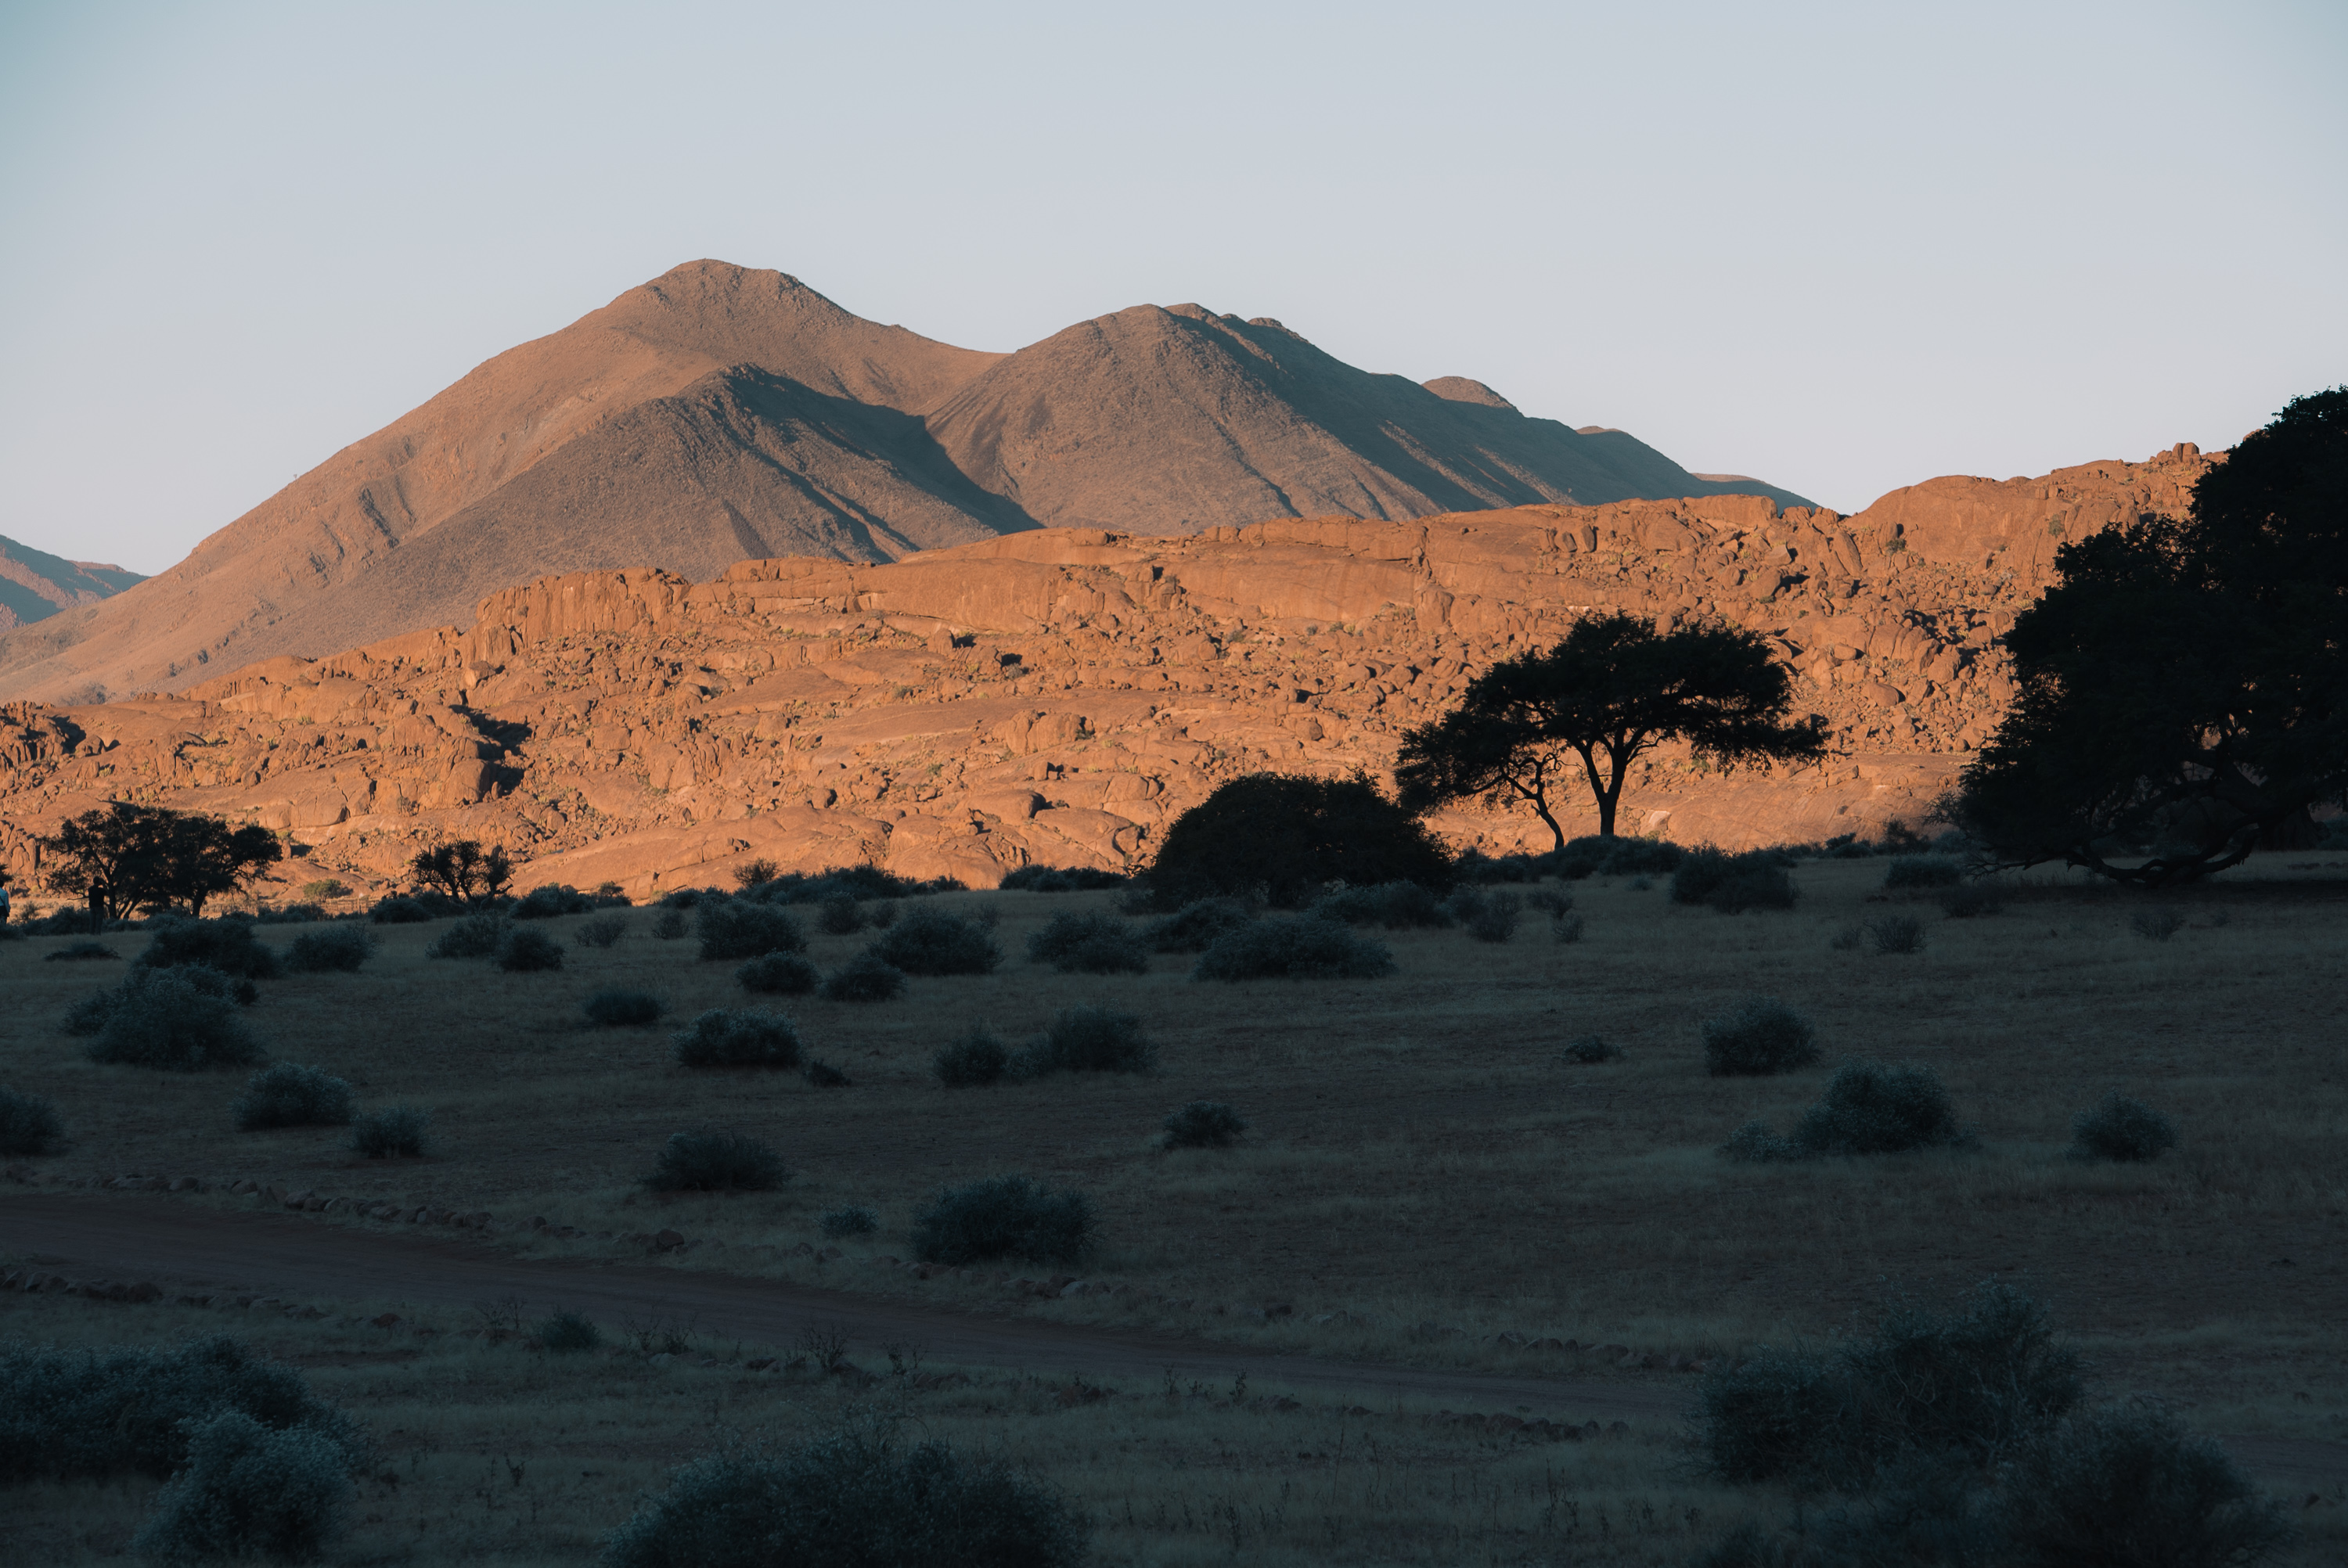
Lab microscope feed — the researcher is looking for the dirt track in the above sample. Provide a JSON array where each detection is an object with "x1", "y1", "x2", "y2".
[{"x1": 5, "y1": 1195, "x2": 2342, "y2": 1492}]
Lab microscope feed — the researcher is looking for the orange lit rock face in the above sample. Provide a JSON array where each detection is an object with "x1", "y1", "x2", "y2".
[{"x1": 0, "y1": 445, "x2": 2216, "y2": 897}]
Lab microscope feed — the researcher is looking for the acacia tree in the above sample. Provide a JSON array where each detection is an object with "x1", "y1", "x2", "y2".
[
  {"x1": 1395, "y1": 613, "x2": 1826, "y2": 843},
  {"x1": 1948, "y1": 387, "x2": 2347, "y2": 885},
  {"x1": 410, "y1": 840, "x2": 515, "y2": 905},
  {"x1": 39, "y1": 803, "x2": 283, "y2": 925}
]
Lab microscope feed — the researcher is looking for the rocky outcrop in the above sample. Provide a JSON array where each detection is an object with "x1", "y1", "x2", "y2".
[{"x1": 0, "y1": 444, "x2": 2217, "y2": 896}]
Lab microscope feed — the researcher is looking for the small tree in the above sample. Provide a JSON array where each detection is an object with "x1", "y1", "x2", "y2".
[
  {"x1": 409, "y1": 840, "x2": 514, "y2": 905},
  {"x1": 1395, "y1": 613, "x2": 1825, "y2": 842},
  {"x1": 40, "y1": 803, "x2": 283, "y2": 925}
]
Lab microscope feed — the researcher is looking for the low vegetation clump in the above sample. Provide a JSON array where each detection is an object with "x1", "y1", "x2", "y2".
[
  {"x1": 78, "y1": 966, "x2": 263, "y2": 1070},
  {"x1": 603, "y1": 1421, "x2": 1087, "y2": 1568},
  {"x1": 512, "y1": 883, "x2": 596, "y2": 919},
  {"x1": 1143, "y1": 897, "x2": 1254, "y2": 951},
  {"x1": 133, "y1": 1407, "x2": 355, "y2": 1563},
  {"x1": 1702, "y1": 998, "x2": 1820, "y2": 1077},
  {"x1": 651, "y1": 906, "x2": 689, "y2": 940},
  {"x1": 816, "y1": 896, "x2": 867, "y2": 935},
  {"x1": 912, "y1": 1175, "x2": 1092, "y2": 1265},
  {"x1": 1444, "y1": 888, "x2": 1522, "y2": 942},
  {"x1": 250, "y1": 903, "x2": 326, "y2": 926},
  {"x1": 1025, "y1": 912, "x2": 1150, "y2": 973},
  {"x1": 139, "y1": 918, "x2": 283, "y2": 979},
  {"x1": 1308, "y1": 880, "x2": 1453, "y2": 929},
  {"x1": 368, "y1": 895, "x2": 436, "y2": 924},
  {"x1": 1192, "y1": 916, "x2": 1395, "y2": 981},
  {"x1": 1726, "y1": 1062, "x2": 1971, "y2": 1162},
  {"x1": 44, "y1": 940, "x2": 121, "y2": 962},
  {"x1": 646, "y1": 1130, "x2": 788, "y2": 1192},
  {"x1": 584, "y1": 989, "x2": 665, "y2": 1027},
  {"x1": 2131, "y1": 907, "x2": 2188, "y2": 942},
  {"x1": 2070, "y1": 1091, "x2": 2177, "y2": 1163},
  {"x1": 935, "y1": 1027, "x2": 1011, "y2": 1087},
  {"x1": 574, "y1": 912, "x2": 631, "y2": 948},
  {"x1": 299, "y1": 878, "x2": 351, "y2": 901},
  {"x1": 1939, "y1": 883, "x2": 2004, "y2": 918},
  {"x1": 1551, "y1": 912, "x2": 1586, "y2": 944},
  {"x1": 804, "y1": 1059, "x2": 852, "y2": 1088},
  {"x1": 533, "y1": 1311, "x2": 602, "y2": 1354},
  {"x1": 351, "y1": 1106, "x2": 429, "y2": 1157},
  {"x1": 1525, "y1": 888, "x2": 1574, "y2": 916},
  {"x1": 1144, "y1": 772, "x2": 1453, "y2": 908},
  {"x1": 1016, "y1": 1007, "x2": 1155, "y2": 1077},
  {"x1": 496, "y1": 926, "x2": 565, "y2": 972},
  {"x1": 1562, "y1": 1035, "x2": 1621, "y2": 1064},
  {"x1": 1552, "y1": 833, "x2": 1687, "y2": 879},
  {"x1": 1884, "y1": 855, "x2": 1965, "y2": 890},
  {"x1": 697, "y1": 901, "x2": 807, "y2": 962},
  {"x1": 1001, "y1": 863, "x2": 1127, "y2": 892},
  {"x1": 820, "y1": 1207, "x2": 879, "y2": 1239},
  {"x1": 735, "y1": 952, "x2": 819, "y2": 995},
  {"x1": 284, "y1": 924, "x2": 374, "y2": 973},
  {"x1": 425, "y1": 913, "x2": 508, "y2": 959},
  {"x1": 672, "y1": 1009, "x2": 801, "y2": 1069},
  {"x1": 1864, "y1": 914, "x2": 1928, "y2": 955},
  {"x1": 1998, "y1": 1404, "x2": 2293, "y2": 1566},
  {"x1": 823, "y1": 951, "x2": 908, "y2": 1002},
  {"x1": 1671, "y1": 848, "x2": 1799, "y2": 912},
  {"x1": 232, "y1": 1063, "x2": 355, "y2": 1131},
  {"x1": 0, "y1": 1085, "x2": 64, "y2": 1155},
  {"x1": 870, "y1": 907, "x2": 1001, "y2": 975},
  {"x1": 1161, "y1": 1100, "x2": 1247, "y2": 1149}
]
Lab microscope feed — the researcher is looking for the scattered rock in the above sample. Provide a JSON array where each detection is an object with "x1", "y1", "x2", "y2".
[{"x1": 652, "y1": 1229, "x2": 686, "y2": 1253}]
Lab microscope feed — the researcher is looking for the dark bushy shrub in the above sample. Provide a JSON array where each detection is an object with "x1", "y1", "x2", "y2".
[
  {"x1": 652, "y1": 906, "x2": 690, "y2": 940},
  {"x1": 513, "y1": 883, "x2": 595, "y2": 919},
  {"x1": 351, "y1": 1106, "x2": 429, "y2": 1158},
  {"x1": 1016, "y1": 1007, "x2": 1154, "y2": 1077},
  {"x1": 233, "y1": 1063, "x2": 355, "y2": 1131},
  {"x1": 912, "y1": 1176, "x2": 1091, "y2": 1265},
  {"x1": 426, "y1": 913, "x2": 508, "y2": 958},
  {"x1": 1672, "y1": 848, "x2": 1799, "y2": 912},
  {"x1": 576, "y1": 912, "x2": 631, "y2": 948},
  {"x1": 285, "y1": 924, "x2": 373, "y2": 973},
  {"x1": 2070, "y1": 1092, "x2": 2177, "y2": 1163},
  {"x1": 1562, "y1": 1035, "x2": 1620, "y2": 1064},
  {"x1": 1025, "y1": 912, "x2": 1150, "y2": 973},
  {"x1": 1192, "y1": 916, "x2": 1395, "y2": 981},
  {"x1": 45, "y1": 940, "x2": 121, "y2": 961},
  {"x1": 804, "y1": 1059, "x2": 852, "y2": 1088},
  {"x1": 1553, "y1": 834, "x2": 1687, "y2": 880},
  {"x1": 672, "y1": 1009, "x2": 801, "y2": 1069},
  {"x1": 2000, "y1": 1404, "x2": 2292, "y2": 1567},
  {"x1": 740, "y1": 865, "x2": 953, "y2": 906},
  {"x1": 251, "y1": 902, "x2": 326, "y2": 926},
  {"x1": 0, "y1": 1086, "x2": 63, "y2": 1155},
  {"x1": 1001, "y1": 863, "x2": 1127, "y2": 892},
  {"x1": 646, "y1": 1130, "x2": 788, "y2": 1192},
  {"x1": 870, "y1": 908, "x2": 1000, "y2": 975},
  {"x1": 1885, "y1": 855, "x2": 1965, "y2": 890},
  {"x1": 817, "y1": 896, "x2": 867, "y2": 935},
  {"x1": 498, "y1": 927, "x2": 565, "y2": 972},
  {"x1": 534, "y1": 1311, "x2": 603, "y2": 1354},
  {"x1": 935, "y1": 1027, "x2": 1010, "y2": 1087},
  {"x1": 1144, "y1": 897, "x2": 1255, "y2": 951},
  {"x1": 1702, "y1": 998, "x2": 1820, "y2": 1077},
  {"x1": 2131, "y1": 908, "x2": 2188, "y2": 942},
  {"x1": 736, "y1": 952, "x2": 819, "y2": 995},
  {"x1": 1551, "y1": 912, "x2": 1586, "y2": 944},
  {"x1": 369, "y1": 894, "x2": 441, "y2": 923},
  {"x1": 1307, "y1": 881, "x2": 1452, "y2": 929},
  {"x1": 823, "y1": 951, "x2": 908, "y2": 1002},
  {"x1": 1728, "y1": 1062, "x2": 1970, "y2": 1162},
  {"x1": 697, "y1": 901, "x2": 806, "y2": 962},
  {"x1": 1161, "y1": 1101, "x2": 1246, "y2": 1149},
  {"x1": 132, "y1": 1408, "x2": 353, "y2": 1563},
  {"x1": 1144, "y1": 772, "x2": 1453, "y2": 908},
  {"x1": 1939, "y1": 884, "x2": 2004, "y2": 919},
  {"x1": 585, "y1": 989, "x2": 665, "y2": 1027},
  {"x1": 820, "y1": 1207, "x2": 879, "y2": 1239},
  {"x1": 1864, "y1": 915, "x2": 1928, "y2": 955},
  {"x1": 82, "y1": 966, "x2": 263, "y2": 1070},
  {"x1": 0, "y1": 1335, "x2": 365, "y2": 1483},
  {"x1": 1444, "y1": 888, "x2": 1521, "y2": 942},
  {"x1": 1525, "y1": 888, "x2": 1574, "y2": 917},
  {"x1": 140, "y1": 919, "x2": 283, "y2": 980},
  {"x1": 603, "y1": 1423, "x2": 1088, "y2": 1568}
]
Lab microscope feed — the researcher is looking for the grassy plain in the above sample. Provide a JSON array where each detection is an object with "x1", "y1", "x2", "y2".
[{"x1": 5, "y1": 854, "x2": 2346, "y2": 1562}]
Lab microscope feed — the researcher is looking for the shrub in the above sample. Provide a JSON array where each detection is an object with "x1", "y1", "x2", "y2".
[
  {"x1": 1308, "y1": 881, "x2": 1453, "y2": 929},
  {"x1": 823, "y1": 951, "x2": 908, "y2": 1002},
  {"x1": 284, "y1": 924, "x2": 374, "y2": 973},
  {"x1": 1562, "y1": 1035, "x2": 1620, "y2": 1064},
  {"x1": 426, "y1": 913, "x2": 508, "y2": 958},
  {"x1": 733, "y1": 858, "x2": 781, "y2": 890},
  {"x1": 935, "y1": 1027, "x2": 1011, "y2": 1087},
  {"x1": 1161, "y1": 1101, "x2": 1247, "y2": 1149},
  {"x1": 84, "y1": 966, "x2": 263, "y2": 1070},
  {"x1": 1445, "y1": 888, "x2": 1521, "y2": 942},
  {"x1": 2000, "y1": 1404, "x2": 2292, "y2": 1567},
  {"x1": 1144, "y1": 772, "x2": 1453, "y2": 908},
  {"x1": 672, "y1": 1009, "x2": 801, "y2": 1069},
  {"x1": 697, "y1": 901, "x2": 806, "y2": 962},
  {"x1": 804, "y1": 1059, "x2": 852, "y2": 1088},
  {"x1": 534, "y1": 1311, "x2": 603, "y2": 1354},
  {"x1": 1025, "y1": 912, "x2": 1151, "y2": 973},
  {"x1": 1551, "y1": 912, "x2": 1586, "y2": 944},
  {"x1": 0, "y1": 1086, "x2": 63, "y2": 1155},
  {"x1": 2070, "y1": 1091, "x2": 2177, "y2": 1163},
  {"x1": 1864, "y1": 915, "x2": 1928, "y2": 955},
  {"x1": 350, "y1": 1106, "x2": 429, "y2": 1158},
  {"x1": 1885, "y1": 855, "x2": 1965, "y2": 889},
  {"x1": 368, "y1": 894, "x2": 436, "y2": 923},
  {"x1": 870, "y1": 907, "x2": 1000, "y2": 975},
  {"x1": 298, "y1": 878, "x2": 351, "y2": 901},
  {"x1": 2131, "y1": 908, "x2": 2188, "y2": 942},
  {"x1": 736, "y1": 952, "x2": 819, "y2": 994},
  {"x1": 576, "y1": 912, "x2": 631, "y2": 948},
  {"x1": 646, "y1": 1130, "x2": 788, "y2": 1192},
  {"x1": 1553, "y1": 833, "x2": 1688, "y2": 880},
  {"x1": 497, "y1": 927, "x2": 566, "y2": 972},
  {"x1": 1192, "y1": 916, "x2": 1395, "y2": 981},
  {"x1": 912, "y1": 1176, "x2": 1092, "y2": 1265},
  {"x1": 652, "y1": 906, "x2": 690, "y2": 940},
  {"x1": 513, "y1": 883, "x2": 596, "y2": 919},
  {"x1": 1016, "y1": 1007, "x2": 1155, "y2": 1077},
  {"x1": 1672, "y1": 848, "x2": 1799, "y2": 912},
  {"x1": 251, "y1": 902, "x2": 327, "y2": 926},
  {"x1": 817, "y1": 896, "x2": 867, "y2": 934},
  {"x1": 233, "y1": 1063, "x2": 355, "y2": 1131},
  {"x1": 1729, "y1": 1061, "x2": 1971, "y2": 1160},
  {"x1": 1144, "y1": 897, "x2": 1255, "y2": 951},
  {"x1": 140, "y1": 919, "x2": 283, "y2": 980},
  {"x1": 585, "y1": 989, "x2": 665, "y2": 1027},
  {"x1": 1940, "y1": 883, "x2": 2004, "y2": 918},
  {"x1": 603, "y1": 1422, "x2": 1088, "y2": 1568},
  {"x1": 1702, "y1": 998, "x2": 1819, "y2": 1077},
  {"x1": 820, "y1": 1207, "x2": 879, "y2": 1239},
  {"x1": 1525, "y1": 889, "x2": 1574, "y2": 916},
  {"x1": 131, "y1": 1408, "x2": 353, "y2": 1563},
  {"x1": 45, "y1": 940, "x2": 121, "y2": 961},
  {"x1": 1001, "y1": 863, "x2": 1127, "y2": 892}
]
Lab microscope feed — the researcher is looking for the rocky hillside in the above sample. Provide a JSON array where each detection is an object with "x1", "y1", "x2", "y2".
[
  {"x1": 0, "y1": 536, "x2": 142, "y2": 635},
  {"x1": 0, "y1": 443, "x2": 2213, "y2": 898},
  {"x1": 0, "y1": 261, "x2": 1806, "y2": 705}
]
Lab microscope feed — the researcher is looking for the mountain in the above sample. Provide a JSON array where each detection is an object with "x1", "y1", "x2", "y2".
[
  {"x1": 0, "y1": 261, "x2": 1808, "y2": 703},
  {"x1": 0, "y1": 537, "x2": 143, "y2": 631}
]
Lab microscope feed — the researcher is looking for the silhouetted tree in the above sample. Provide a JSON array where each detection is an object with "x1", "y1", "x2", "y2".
[
  {"x1": 409, "y1": 840, "x2": 514, "y2": 905},
  {"x1": 1144, "y1": 773, "x2": 1452, "y2": 908},
  {"x1": 1949, "y1": 388, "x2": 2348, "y2": 885},
  {"x1": 40, "y1": 803, "x2": 283, "y2": 925},
  {"x1": 1395, "y1": 613, "x2": 1825, "y2": 843}
]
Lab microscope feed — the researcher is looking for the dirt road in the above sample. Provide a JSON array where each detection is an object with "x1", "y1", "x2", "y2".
[{"x1": 5, "y1": 1195, "x2": 2340, "y2": 1492}]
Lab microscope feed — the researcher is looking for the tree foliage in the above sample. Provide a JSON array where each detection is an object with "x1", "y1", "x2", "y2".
[
  {"x1": 409, "y1": 839, "x2": 514, "y2": 905},
  {"x1": 39, "y1": 803, "x2": 283, "y2": 923},
  {"x1": 1949, "y1": 388, "x2": 2348, "y2": 884},
  {"x1": 1144, "y1": 773, "x2": 1452, "y2": 908},
  {"x1": 1395, "y1": 613, "x2": 1824, "y2": 842}
]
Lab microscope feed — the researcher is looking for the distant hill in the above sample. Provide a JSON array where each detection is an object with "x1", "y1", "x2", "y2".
[
  {"x1": 0, "y1": 535, "x2": 143, "y2": 633},
  {"x1": 0, "y1": 260, "x2": 1811, "y2": 701}
]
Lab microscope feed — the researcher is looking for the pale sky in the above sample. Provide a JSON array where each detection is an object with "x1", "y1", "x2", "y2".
[{"x1": 2, "y1": 1, "x2": 2343, "y2": 574}]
